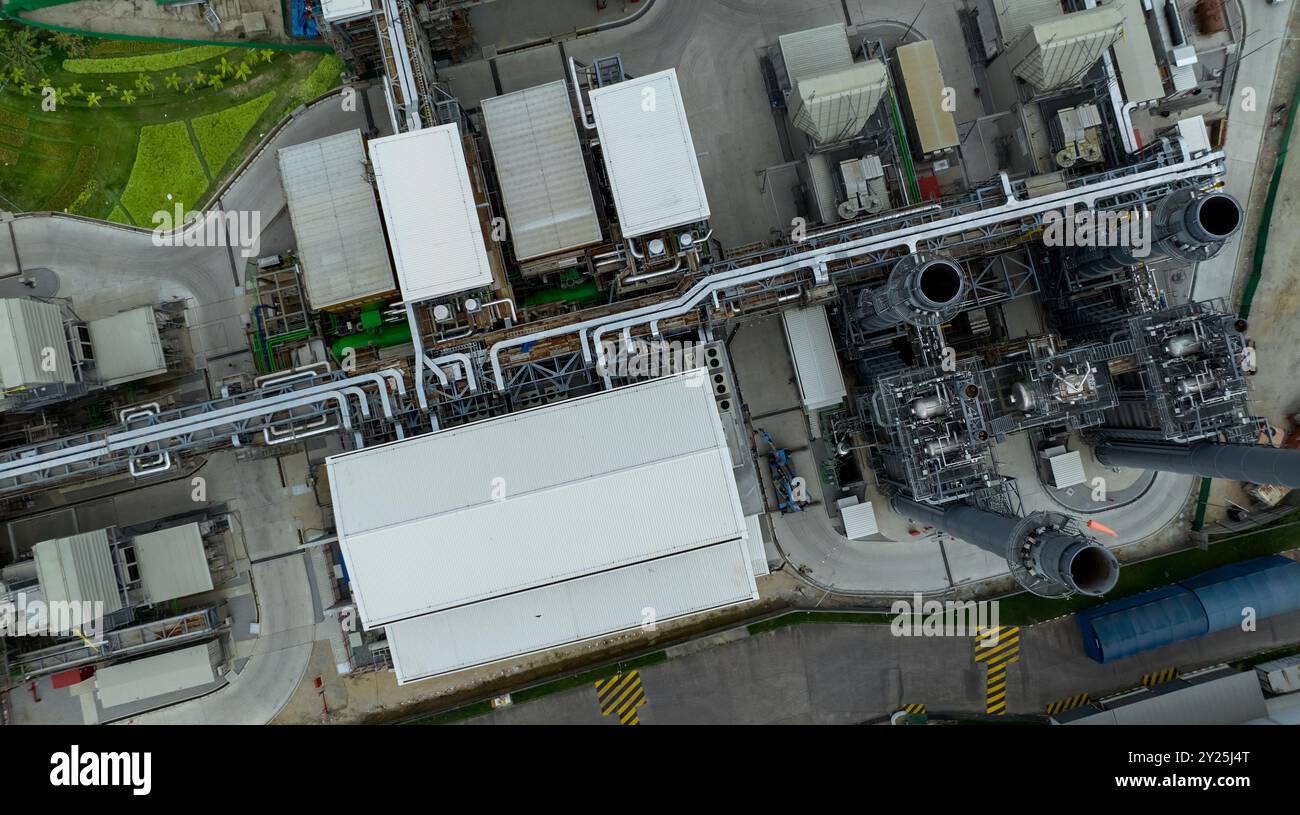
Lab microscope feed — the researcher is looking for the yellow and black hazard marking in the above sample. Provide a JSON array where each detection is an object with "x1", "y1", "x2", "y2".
[
  {"x1": 903, "y1": 703, "x2": 926, "y2": 716},
  {"x1": 1046, "y1": 693, "x2": 1091, "y2": 716},
  {"x1": 594, "y1": 671, "x2": 647, "y2": 725},
  {"x1": 975, "y1": 626, "x2": 1020, "y2": 716},
  {"x1": 1141, "y1": 667, "x2": 1179, "y2": 688}
]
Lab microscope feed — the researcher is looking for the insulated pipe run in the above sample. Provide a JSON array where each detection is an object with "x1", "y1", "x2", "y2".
[
  {"x1": 568, "y1": 57, "x2": 598, "y2": 130},
  {"x1": 1094, "y1": 440, "x2": 1300, "y2": 489},
  {"x1": 489, "y1": 144, "x2": 1229, "y2": 390},
  {"x1": 891, "y1": 496, "x2": 1120, "y2": 597}
]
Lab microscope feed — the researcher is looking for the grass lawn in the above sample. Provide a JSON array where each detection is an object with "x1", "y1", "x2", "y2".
[{"x1": 0, "y1": 26, "x2": 345, "y2": 223}]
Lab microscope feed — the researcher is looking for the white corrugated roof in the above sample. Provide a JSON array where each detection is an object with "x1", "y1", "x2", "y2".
[
  {"x1": 132, "y1": 523, "x2": 213, "y2": 605},
  {"x1": 588, "y1": 70, "x2": 710, "y2": 238},
  {"x1": 86, "y1": 307, "x2": 166, "y2": 387},
  {"x1": 782, "y1": 305, "x2": 847, "y2": 411},
  {"x1": 779, "y1": 23, "x2": 855, "y2": 83},
  {"x1": 0, "y1": 298, "x2": 74, "y2": 391},
  {"x1": 1008, "y1": 6, "x2": 1125, "y2": 91},
  {"x1": 744, "y1": 514, "x2": 769, "y2": 577},
  {"x1": 370, "y1": 124, "x2": 495, "y2": 303},
  {"x1": 481, "y1": 81, "x2": 602, "y2": 261},
  {"x1": 386, "y1": 539, "x2": 755, "y2": 683},
  {"x1": 328, "y1": 371, "x2": 751, "y2": 631},
  {"x1": 33, "y1": 530, "x2": 123, "y2": 620},
  {"x1": 839, "y1": 498, "x2": 880, "y2": 540},
  {"x1": 992, "y1": 0, "x2": 1066, "y2": 48},
  {"x1": 278, "y1": 130, "x2": 396, "y2": 310},
  {"x1": 1049, "y1": 450, "x2": 1087, "y2": 488},
  {"x1": 319, "y1": 0, "x2": 373, "y2": 23},
  {"x1": 791, "y1": 61, "x2": 889, "y2": 144},
  {"x1": 95, "y1": 642, "x2": 218, "y2": 709}
]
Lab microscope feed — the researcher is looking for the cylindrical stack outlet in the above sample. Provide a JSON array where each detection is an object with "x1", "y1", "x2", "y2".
[
  {"x1": 858, "y1": 254, "x2": 968, "y2": 333},
  {"x1": 1075, "y1": 191, "x2": 1243, "y2": 279},
  {"x1": 1095, "y1": 440, "x2": 1300, "y2": 489},
  {"x1": 891, "y1": 496, "x2": 1119, "y2": 597}
]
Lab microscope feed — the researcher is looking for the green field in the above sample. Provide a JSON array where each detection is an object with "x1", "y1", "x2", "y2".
[{"x1": 0, "y1": 25, "x2": 345, "y2": 223}]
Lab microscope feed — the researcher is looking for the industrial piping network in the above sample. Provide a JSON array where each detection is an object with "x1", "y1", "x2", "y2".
[
  {"x1": 0, "y1": 367, "x2": 409, "y2": 491},
  {"x1": 891, "y1": 496, "x2": 1121, "y2": 597},
  {"x1": 487, "y1": 138, "x2": 1229, "y2": 391}
]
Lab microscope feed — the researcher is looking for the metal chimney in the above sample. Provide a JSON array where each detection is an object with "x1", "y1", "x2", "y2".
[
  {"x1": 857, "y1": 253, "x2": 969, "y2": 333},
  {"x1": 1076, "y1": 190, "x2": 1243, "y2": 278},
  {"x1": 1094, "y1": 440, "x2": 1300, "y2": 489},
  {"x1": 891, "y1": 496, "x2": 1120, "y2": 597}
]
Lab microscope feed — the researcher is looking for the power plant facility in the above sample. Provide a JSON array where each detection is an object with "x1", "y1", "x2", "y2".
[{"x1": 2, "y1": 0, "x2": 1297, "y2": 728}]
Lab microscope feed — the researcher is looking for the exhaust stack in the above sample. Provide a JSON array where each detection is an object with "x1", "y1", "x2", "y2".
[
  {"x1": 891, "y1": 496, "x2": 1120, "y2": 598},
  {"x1": 857, "y1": 254, "x2": 968, "y2": 333},
  {"x1": 1077, "y1": 190, "x2": 1243, "y2": 278}
]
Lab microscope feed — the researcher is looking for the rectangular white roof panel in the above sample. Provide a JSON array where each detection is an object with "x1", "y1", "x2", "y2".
[
  {"x1": 95, "y1": 642, "x2": 218, "y2": 709},
  {"x1": 33, "y1": 530, "x2": 123, "y2": 619},
  {"x1": 588, "y1": 70, "x2": 710, "y2": 238},
  {"x1": 278, "y1": 130, "x2": 396, "y2": 310},
  {"x1": 481, "y1": 81, "x2": 602, "y2": 261},
  {"x1": 778, "y1": 24, "x2": 853, "y2": 83},
  {"x1": 132, "y1": 523, "x2": 213, "y2": 604},
  {"x1": 320, "y1": 0, "x2": 374, "y2": 23},
  {"x1": 328, "y1": 371, "x2": 747, "y2": 628},
  {"x1": 1106, "y1": 0, "x2": 1164, "y2": 104},
  {"x1": 86, "y1": 306, "x2": 167, "y2": 387},
  {"x1": 783, "y1": 305, "x2": 847, "y2": 411},
  {"x1": 386, "y1": 539, "x2": 756, "y2": 682},
  {"x1": 370, "y1": 124, "x2": 494, "y2": 303},
  {"x1": 0, "y1": 298, "x2": 74, "y2": 390}
]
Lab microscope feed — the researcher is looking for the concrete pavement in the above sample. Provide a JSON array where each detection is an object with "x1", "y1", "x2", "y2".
[{"x1": 470, "y1": 603, "x2": 1300, "y2": 724}]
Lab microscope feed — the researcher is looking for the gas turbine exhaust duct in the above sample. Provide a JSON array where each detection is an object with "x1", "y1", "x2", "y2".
[
  {"x1": 857, "y1": 253, "x2": 968, "y2": 333},
  {"x1": 891, "y1": 496, "x2": 1120, "y2": 598},
  {"x1": 1094, "y1": 440, "x2": 1300, "y2": 489},
  {"x1": 1076, "y1": 190, "x2": 1243, "y2": 278}
]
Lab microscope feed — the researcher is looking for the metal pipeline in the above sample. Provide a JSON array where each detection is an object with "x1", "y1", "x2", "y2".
[
  {"x1": 891, "y1": 496, "x2": 1120, "y2": 597},
  {"x1": 489, "y1": 145, "x2": 1226, "y2": 390},
  {"x1": 568, "y1": 57, "x2": 598, "y2": 130},
  {"x1": 1095, "y1": 440, "x2": 1300, "y2": 489}
]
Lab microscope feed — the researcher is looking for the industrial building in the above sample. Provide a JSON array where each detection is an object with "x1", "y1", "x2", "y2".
[{"x1": 2, "y1": 0, "x2": 1297, "y2": 716}]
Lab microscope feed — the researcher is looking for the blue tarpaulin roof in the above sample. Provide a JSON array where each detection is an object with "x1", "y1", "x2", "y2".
[
  {"x1": 1077, "y1": 556, "x2": 1300, "y2": 663},
  {"x1": 293, "y1": 0, "x2": 321, "y2": 39}
]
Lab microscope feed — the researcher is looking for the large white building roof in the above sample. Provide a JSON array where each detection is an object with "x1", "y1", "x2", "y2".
[
  {"x1": 328, "y1": 372, "x2": 757, "y2": 679},
  {"x1": 481, "y1": 81, "x2": 602, "y2": 262},
  {"x1": 319, "y1": 0, "x2": 374, "y2": 23},
  {"x1": 86, "y1": 306, "x2": 167, "y2": 387},
  {"x1": 278, "y1": 129, "x2": 396, "y2": 311},
  {"x1": 370, "y1": 124, "x2": 495, "y2": 303},
  {"x1": 896, "y1": 40, "x2": 960, "y2": 155},
  {"x1": 587, "y1": 70, "x2": 710, "y2": 238}
]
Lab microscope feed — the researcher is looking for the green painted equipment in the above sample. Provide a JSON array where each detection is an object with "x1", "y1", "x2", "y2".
[{"x1": 522, "y1": 276, "x2": 602, "y2": 308}]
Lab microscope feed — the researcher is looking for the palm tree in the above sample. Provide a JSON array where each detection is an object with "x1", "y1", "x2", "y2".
[
  {"x1": 233, "y1": 62, "x2": 251, "y2": 82},
  {"x1": 105, "y1": 83, "x2": 119, "y2": 96},
  {"x1": 216, "y1": 56, "x2": 233, "y2": 78},
  {"x1": 193, "y1": 70, "x2": 207, "y2": 86},
  {"x1": 9, "y1": 67, "x2": 23, "y2": 83},
  {"x1": 164, "y1": 72, "x2": 181, "y2": 91},
  {"x1": 84, "y1": 92, "x2": 101, "y2": 108},
  {"x1": 134, "y1": 73, "x2": 153, "y2": 93},
  {"x1": 259, "y1": 49, "x2": 274, "y2": 64},
  {"x1": 17, "y1": 82, "x2": 33, "y2": 97},
  {"x1": 207, "y1": 75, "x2": 223, "y2": 90},
  {"x1": 52, "y1": 87, "x2": 68, "y2": 106},
  {"x1": 119, "y1": 89, "x2": 136, "y2": 104},
  {"x1": 67, "y1": 82, "x2": 83, "y2": 97}
]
